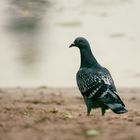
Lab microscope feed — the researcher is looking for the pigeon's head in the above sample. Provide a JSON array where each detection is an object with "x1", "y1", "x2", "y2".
[{"x1": 69, "y1": 37, "x2": 90, "y2": 49}]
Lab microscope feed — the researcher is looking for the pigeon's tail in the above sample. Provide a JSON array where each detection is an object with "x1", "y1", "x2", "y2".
[{"x1": 105, "y1": 103, "x2": 128, "y2": 114}]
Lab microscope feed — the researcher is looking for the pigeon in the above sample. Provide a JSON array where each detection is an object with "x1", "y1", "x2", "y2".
[{"x1": 69, "y1": 37, "x2": 128, "y2": 116}]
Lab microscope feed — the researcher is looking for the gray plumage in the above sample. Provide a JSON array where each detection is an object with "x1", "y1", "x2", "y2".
[{"x1": 69, "y1": 37, "x2": 128, "y2": 116}]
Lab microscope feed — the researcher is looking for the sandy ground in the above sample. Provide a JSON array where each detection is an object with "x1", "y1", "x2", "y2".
[{"x1": 0, "y1": 87, "x2": 140, "y2": 140}]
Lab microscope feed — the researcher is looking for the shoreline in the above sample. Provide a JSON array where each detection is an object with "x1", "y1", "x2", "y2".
[{"x1": 0, "y1": 87, "x2": 140, "y2": 140}]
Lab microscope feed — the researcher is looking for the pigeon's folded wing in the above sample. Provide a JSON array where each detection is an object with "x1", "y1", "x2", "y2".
[
  {"x1": 76, "y1": 67, "x2": 125, "y2": 107},
  {"x1": 77, "y1": 68, "x2": 116, "y2": 98}
]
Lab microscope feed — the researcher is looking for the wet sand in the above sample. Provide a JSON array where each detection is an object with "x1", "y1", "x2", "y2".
[{"x1": 0, "y1": 87, "x2": 140, "y2": 140}]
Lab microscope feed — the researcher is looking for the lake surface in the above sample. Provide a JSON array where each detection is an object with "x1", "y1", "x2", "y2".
[{"x1": 0, "y1": 0, "x2": 140, "y2": 87}]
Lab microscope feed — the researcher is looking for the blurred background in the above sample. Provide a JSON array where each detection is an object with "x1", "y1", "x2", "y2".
[{"x1": 0, "y1": 0, "x2": 140, "y2": 87}]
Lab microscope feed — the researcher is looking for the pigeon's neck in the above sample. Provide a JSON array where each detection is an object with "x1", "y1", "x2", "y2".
[{"x1": 80, "y1": 46, "x2": 99, "y2": 68}]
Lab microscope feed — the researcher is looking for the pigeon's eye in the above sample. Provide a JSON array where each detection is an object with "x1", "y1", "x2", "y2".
[{"x1": 78, "y1": 40, "x2": 83, "y2": 43}]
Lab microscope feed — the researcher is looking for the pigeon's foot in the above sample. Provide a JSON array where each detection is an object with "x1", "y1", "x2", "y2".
[{"x1": 101, "y1": 108, "x2": 106, "y2": 116}]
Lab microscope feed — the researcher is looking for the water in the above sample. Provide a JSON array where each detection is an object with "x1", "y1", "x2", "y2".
[{"x1": 0, "y1": 0, "x2": 140, "y2": 87}]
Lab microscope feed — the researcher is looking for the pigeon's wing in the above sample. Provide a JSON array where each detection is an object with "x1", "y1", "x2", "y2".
[
  {"x1": 76, "y1": 67, "x2": 112, "y2": 98},
  {"x1": 76, "y1": 68, "x2": 98, "y2": 96},
  {"x1": 76, "y1": 67, "x2": 125, "y2": 106}
]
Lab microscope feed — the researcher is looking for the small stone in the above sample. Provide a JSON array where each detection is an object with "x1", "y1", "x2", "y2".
[
  {"x1": 85, "y1": 129, "x2": 100, "y2": 137},
  {"x1": 49, "y1": 108, "x2": 58, "y2": 114},
  {"x1": 136, "y1": 122, "x2": 140, "y2": 126},
  {"x1": 127, "y1": 118, "x2": 133, "y2": 122},
  {"x1": 63, "y1": 112, "x2": 73, "y2": 119}
]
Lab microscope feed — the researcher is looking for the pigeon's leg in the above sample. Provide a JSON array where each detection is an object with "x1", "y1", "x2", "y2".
[
  {"x1": 83, "y1": 96, "x2": 93, "y2": 116},
  {"x1": 87, "y1": 107, "x2": 92, "y2": 116},
  {"x1": 101, "y1": 108, "x2": 106, "y2": 116}
]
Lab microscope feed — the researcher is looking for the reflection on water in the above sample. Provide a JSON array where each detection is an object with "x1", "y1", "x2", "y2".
[
  {"x1": 16, "y1": 38, "x2": 41, "y2": 75},
  {"x1": 7, "y1": 0, "x2": 48, "y2": 32},
  {"x1": 6, "y1": 0, "x2": 49, "y2": 74},
  {"x1": 0, "y1": 0, "x2": 140, "y2": 87}
]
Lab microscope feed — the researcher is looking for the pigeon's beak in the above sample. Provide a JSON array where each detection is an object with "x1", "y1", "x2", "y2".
[{"x1": 69, "y1": 43, "x2": 75, "y2": 48}]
